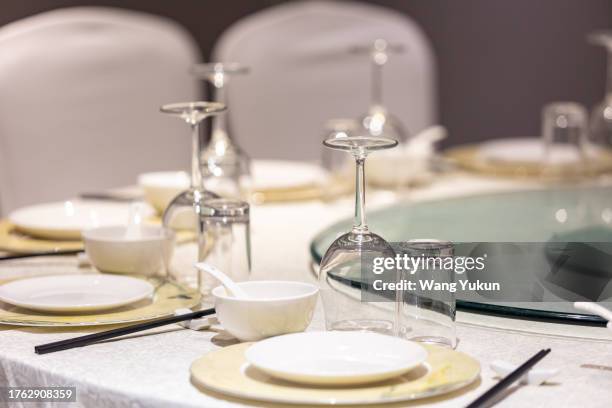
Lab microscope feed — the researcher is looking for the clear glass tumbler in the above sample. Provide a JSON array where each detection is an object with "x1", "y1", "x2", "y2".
[
  {"x1": 587, "y1": 31, "x2": 612, "y2": 148},
  {"x1": 541, "y1": 102, "x2": 589, "y2": 165},
  {"x1": 198, "y1": 198, "x2": 251, "y2": 297},
  {"x1": 397, "y1": 239, "x2": 456, "y2": 348}
]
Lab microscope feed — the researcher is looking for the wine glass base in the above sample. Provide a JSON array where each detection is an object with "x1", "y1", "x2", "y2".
[
  {"x1": 408, "y1": 336, "x2": 454, "y2": 349},
  {"x1": 162, "y1": 188, "x2": 219, "y2": 230},
  {"x1": 328, "y1": 319, "x2": 395, "y2": 335}
]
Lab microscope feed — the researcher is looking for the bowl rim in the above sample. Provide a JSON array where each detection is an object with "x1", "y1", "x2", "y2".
[
  {"x1": 137, "y1": 171, "x2": 190, "y2": 187},
  {"x1": 82, "y1": 225, "x2": 175, "y2": 243},
  {"x1": 212, "y1": 280, "x2": 319, "y2": 303}
]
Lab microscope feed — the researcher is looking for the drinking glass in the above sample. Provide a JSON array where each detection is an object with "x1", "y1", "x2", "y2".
[
  {"x1": 588, "y1": 31, "x2": 612, "y2": 148},
  {"x1": 541, "y1": 102, "x2": 588, "y2": 165},
  {"x1": 160, "y1": 101, "x2": 225, "y2": 285},
  {"x1": 319, "y1": 133, "x2": 399, "y2": 334},
  {"x1": 191, "y1": 63, "x2": 251, "y2": 198},
  {"x1": 350, "y1": 39, "x2": 408, "y2": 142},
  {"x1": 198, "y1": 198, "x2": 250, "y2": 297},
  {"x1": 397, "y1": 240, "x2": 456, "y2": 348},
  {"x1": 321, "y1": 118, "x2": 359, "y2": 183}
]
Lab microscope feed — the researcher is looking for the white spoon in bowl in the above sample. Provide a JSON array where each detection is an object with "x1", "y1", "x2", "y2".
[
  {"x1": 194, "y1": 262, "x2": 250, "y2": 299},
  {"x1": 574, "y1": 302, "x2": 612, "y2": 330},
  {"x1": 124, "y1": 202, "x2": 144, "y2": 240}
]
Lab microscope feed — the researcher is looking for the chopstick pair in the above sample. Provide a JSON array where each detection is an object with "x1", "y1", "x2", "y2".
[
  {"x1": 34, "y1": 307, "x2": 215, "y2": 355},
  {"x1": 0, "y1": 250, "x2": 83, "y2": 261},
  {"x1": 466, "y1": 348, "x2": 551, "y2": 408}
]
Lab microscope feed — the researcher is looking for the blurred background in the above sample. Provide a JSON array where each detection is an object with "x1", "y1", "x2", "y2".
[
  {"x1": 1, "y1": 0, "x2": 612, "y2": 213},
  {"x1": 2, "y1": 0, "x2": 611, "y2": 148}
]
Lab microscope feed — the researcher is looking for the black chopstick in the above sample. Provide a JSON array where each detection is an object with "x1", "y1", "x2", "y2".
[
  {"x1": 0, "y1": 250, "x2": 84, "y2": 261},
  {"x1": 34, "y1": 307, "x2": 215, "y2": 355},
  {"x1": 79, "y1": 193, "x2": 138, "y2": 202},
  {"x1": 466, "y1": 348, "x2": 551, "y2": 408}
]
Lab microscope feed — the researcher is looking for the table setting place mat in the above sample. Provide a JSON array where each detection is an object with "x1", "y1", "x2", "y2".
[
  {"x1": 444, "y1": 144, "x2": 612, "y2": 180},
  {"x1": 0, "y1": 275, "x2": 201, "y2": 327},
  {"x1": 0, "y1": 220, "x2": 83, "y2": 254},
  {"x1": 250, "y1": 178, "x2": 352, "y2": 204},
  {"x1": 190, "y1": 342, "x2": 481, "y2": 405},
  {"x1": 0, "y1": 218, "x2": 195, "y2": 255}
]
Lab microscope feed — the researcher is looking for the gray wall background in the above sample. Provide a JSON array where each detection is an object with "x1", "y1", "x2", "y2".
[{"x1": 1, "y1": 0, "x2": 611, "y2": 147}]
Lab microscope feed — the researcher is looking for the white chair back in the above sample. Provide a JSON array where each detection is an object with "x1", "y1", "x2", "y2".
[
  {"x1": 0, "y1": 7, "x2": 200, "y2": 214},
  {"x1": 213, "y1": 0, "x2": 436, "y2": 160}
]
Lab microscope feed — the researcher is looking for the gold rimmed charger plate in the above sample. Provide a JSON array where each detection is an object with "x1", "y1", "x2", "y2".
[
  {"x1": 250, "y1": 179, "x2": 352, "y2": 205},
  {"x1": 0, "y1": 276, "x2": 200, "y2": 327},
  {"x1": 0, "y1": 220, "x2": 82, "y2": 254},
  {"x1": 0, "y1": 218, "x2": 195, "y2": 255},
  {"x1": 445, "y1": 145, "x2": 612, "y2": 180},
  {"x1": 190, "y1": 343, "x2": 480, "y2": 405}
]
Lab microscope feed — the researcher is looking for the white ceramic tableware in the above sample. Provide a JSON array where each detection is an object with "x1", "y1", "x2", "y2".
[
  {"x1": 0, "y1": 274, "x2": 154, "y2": 312},
  {"x1": 212, "y1": 281, "x2": 318, "y2": 341},
  {"x1": 251, "y1": 160, "x2": 324, "y2": 190},
  {"x1": 83, "y1": 226, "x2": 174, "y2": 275},
  {"x1": 139, "y1": 162, "x2": 324, "y2": 210},
  {"x1": 478, "y1": 137, "x2": 599, "y2": 164},
  {"x1": 194, "y1": 263, "x2": 249, "y2": 298},
  {"x1": 9, "y1": 200, "x2": 154, "y2": 240},
  {"x1": 367, "y1": 126, "x2": 446, "y2": 187},
  {"x1": 245, "y1": 331, "x2": 428, "y2": 385},
  {"x1": 491, "y1": 360, "x2": 559, "y2": 385},
  {"x1": 138, "y1": 171, "x2": 190, "y2": 213},
  {"x1": 574, "y1": 302, "x2": 612, "y2": 330}
]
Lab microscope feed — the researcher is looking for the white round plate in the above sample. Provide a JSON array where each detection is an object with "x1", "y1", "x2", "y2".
[
  {"x1": 245, "y1": 331, "x2": 428, "y2": 385},
  {"x1": 0, "y1": 274, "x2": 154, "y2": 312},
  {"x1": 478, "y1": 137, "x2": 582, "y2": 164},
  {"x1": 252, "y1": 160, "x2": 324, "y2": 190},
  {"x1": 9, "y1": 200, "x2": 154, "y2": 240}
]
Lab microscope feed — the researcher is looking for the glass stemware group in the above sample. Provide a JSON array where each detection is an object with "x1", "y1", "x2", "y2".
[
  {"x1": 351, "y1": 39, "x2": 408, "y2": 143},
  {"x1": 160, "y1": 101, "x2": 225, "y2": 286},
  {"x1": 191, "y1": 63, "x2": 251, "y2": 198},
  {"x1": 318, "y1": 133, "x2": 399, "y2": 334}
]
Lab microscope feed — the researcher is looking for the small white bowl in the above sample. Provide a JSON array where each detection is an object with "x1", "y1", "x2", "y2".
[
  {"x1": 212, "y1": 281, "x2": 319, "y2": 342},
  {"x1": 83, "y1": 225, "x2": 175, "y2": 276},
  {"x1": 138, "y1": 171, "x2": 189, "y2": 214}
]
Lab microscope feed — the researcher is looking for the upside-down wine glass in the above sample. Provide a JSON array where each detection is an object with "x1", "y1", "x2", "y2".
[
  {"x1": 350, "y1": 39, "x2": 408, "y2": 142},
  {"x1": 160, "y1": 101, "x2": 225, "y2": 286},
  {"x1": 319, "y1": 132, "x2": 399, "y2": 334},
  {"x1": 191, "y1": 63, "x2": 251, "y2": 198}
]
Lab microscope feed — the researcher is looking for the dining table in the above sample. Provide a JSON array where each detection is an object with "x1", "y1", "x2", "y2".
[{"x1": 1, "y1": 166, "x2": 611, "y2": 408}]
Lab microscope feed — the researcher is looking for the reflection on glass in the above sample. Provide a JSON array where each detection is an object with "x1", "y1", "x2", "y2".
[
  {"x1": 588, "y1": 31, "x2": 612, "y2": 148},
  {"x1": 191, "y1": 63, "x2": 251, "y2": 198},
  {"x1": 350, "y1": 39, "x2": 408, "y2": 142},
  {"x1": 319, "y1": 133, "x2": 399, "y2": 334}
]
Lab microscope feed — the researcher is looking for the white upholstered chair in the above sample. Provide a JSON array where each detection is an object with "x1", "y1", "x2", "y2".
[
  {"x1": 213, "y1": 0, "x2": 436, "y2": 161},
  {"x1": 0, "y1": 7, "x2": 200, "y2": 214}
]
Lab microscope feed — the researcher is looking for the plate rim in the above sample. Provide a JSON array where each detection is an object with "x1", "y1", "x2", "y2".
[
  {"x1": 190, "y1": 343, "x2": 480, "y2": 405},
  {"x1": 0, "y1": 274, "x2": 154, "y2": 312},
  {"x1": 244, "y1": 331, "x2": 428, "y2": 384}
]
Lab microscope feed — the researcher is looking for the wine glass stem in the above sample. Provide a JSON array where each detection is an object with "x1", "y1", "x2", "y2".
[
  {"x1": 352, "y1": 156, "x2": 369, "y2": 235},
  {"x1": 211, "y1": 83, "x2": 232, "y2": 143},
  {"x1": 370, "y1": 60, "x2": 383, "y2": 107},
  {"x1": 606, "y1": 50, "x2": 612, "y2": 99},
  {"x1": 191, "y1": 123, "x2": 202, "y2": 189}
]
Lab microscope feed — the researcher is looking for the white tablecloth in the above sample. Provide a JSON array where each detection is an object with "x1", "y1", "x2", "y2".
[{"x1": 1, "y1": 172, "x2": 611, "y2": 408}]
